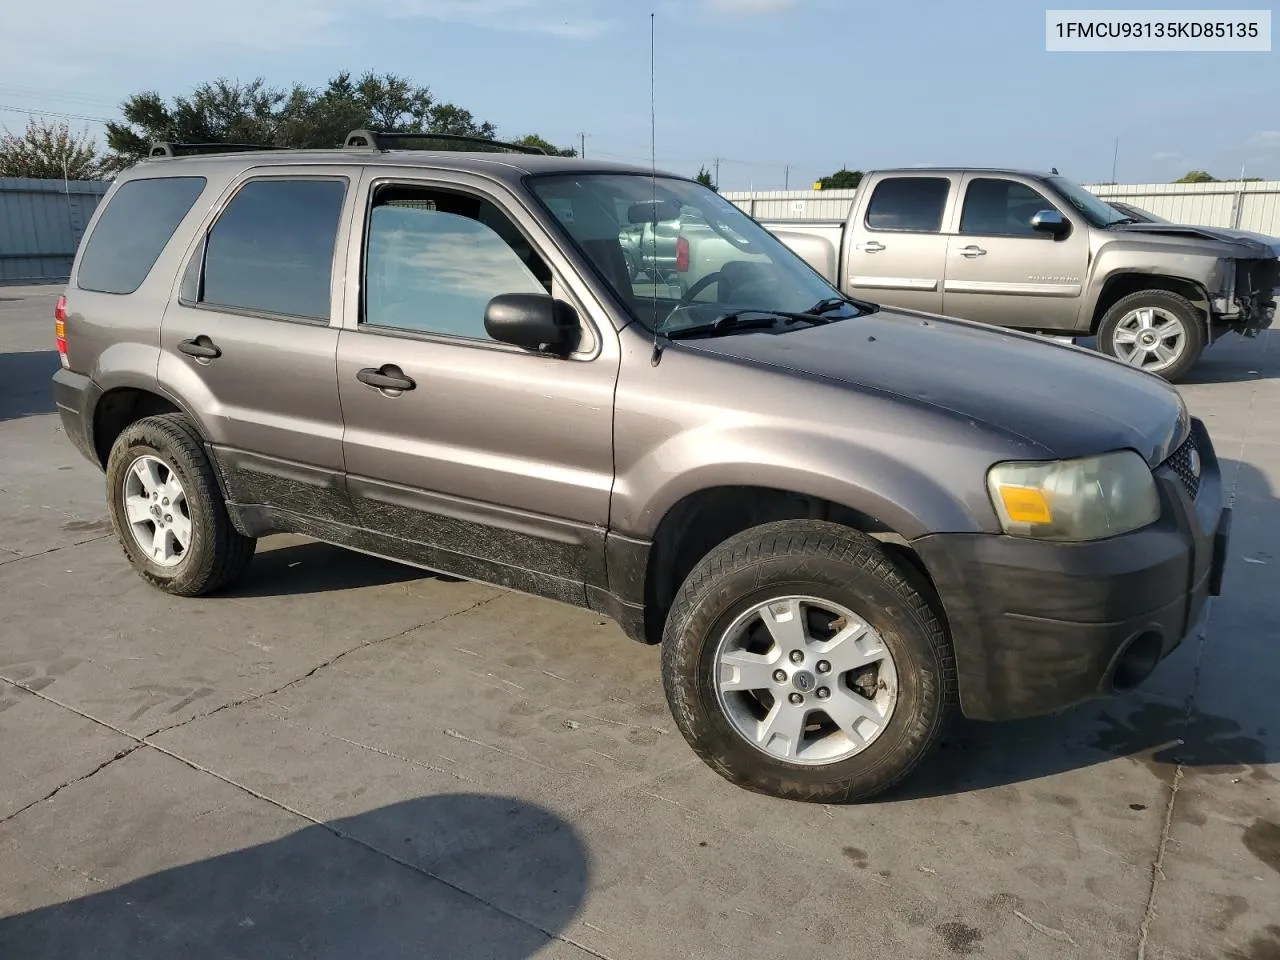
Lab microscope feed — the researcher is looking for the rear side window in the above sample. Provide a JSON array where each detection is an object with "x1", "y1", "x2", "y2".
[
  {"x1": 199, "y1": 178, "x2": 346, "y2": 321},
  {"x1": 864, "y1": 177, "x2": 950, "y2": 233},
  {"x1": 76, "y1": 177, "x2": 206, "y2": 294}
]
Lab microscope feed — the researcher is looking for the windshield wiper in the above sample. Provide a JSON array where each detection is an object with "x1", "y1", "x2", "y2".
[{"x1": 662, "y1": 309, "x2": 825, "y2": 340}]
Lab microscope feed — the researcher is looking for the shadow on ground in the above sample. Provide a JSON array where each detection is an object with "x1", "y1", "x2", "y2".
[
  {"x1": 220, "y1": 540, "x2": 451, "y2": 598},
  {"x1": 0, "y1": 793, "x2": 590, "y2": 960},
  {"x1": 0, "y1": 350, "x2": 58, "y2": 422}
]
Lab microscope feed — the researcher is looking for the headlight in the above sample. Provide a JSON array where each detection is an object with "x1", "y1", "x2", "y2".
[{"x1": 986, "y1": 450, "x2": 1160, "y2": 541}]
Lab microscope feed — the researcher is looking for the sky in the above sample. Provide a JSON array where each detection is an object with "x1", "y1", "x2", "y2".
[{"x1": 1, "y1": 0, "x2": 1277, "y2": 190}]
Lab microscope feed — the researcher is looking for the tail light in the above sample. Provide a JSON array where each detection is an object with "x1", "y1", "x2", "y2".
[
  {"x1": 55, "y1": 295, "x2": 69, "y2": 369},
  {"x1": 675, "y1": 235, "x2": 690, "y2": 273}
]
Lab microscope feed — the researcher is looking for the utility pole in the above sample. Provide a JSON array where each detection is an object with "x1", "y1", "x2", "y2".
[
  {"x1": 714, "y1": 157, "x2": 721, "y2": 187},
  {"x1": 785, "y1": 164, "x2": 791, "y2": 190},
  {"x1": 578, "y1": 132, "x2": 587, "y2": 158}
]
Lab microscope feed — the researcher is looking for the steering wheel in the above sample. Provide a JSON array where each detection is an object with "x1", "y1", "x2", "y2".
[{"x1": 673, "y1": 271, "x2": 722, "y2": 310}]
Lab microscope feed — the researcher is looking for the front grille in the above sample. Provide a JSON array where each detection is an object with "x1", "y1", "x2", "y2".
[{"x1": 1162, "y1": 433, "x2": 1202, "y2": 501}]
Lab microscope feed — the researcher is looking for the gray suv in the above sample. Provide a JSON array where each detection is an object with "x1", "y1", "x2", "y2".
[{"x1": 52, "y1": 132, "x2": 1231, "y2": 802}]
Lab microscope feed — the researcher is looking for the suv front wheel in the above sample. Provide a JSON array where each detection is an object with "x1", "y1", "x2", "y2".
[
  {"x1": 105, "y1": 413, "x2": 256, "y2": 596},
  {"x1": 660, "y1": 520, "x2": 955, "y2": 803}
]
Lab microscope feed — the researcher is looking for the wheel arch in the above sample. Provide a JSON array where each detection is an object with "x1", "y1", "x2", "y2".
[
  {"x1": 636, "y1": 484, "x2": 948, "y2": 646},
  {"x1": 1089, "y1": 272, "x2": 1210, "y2": 334}
]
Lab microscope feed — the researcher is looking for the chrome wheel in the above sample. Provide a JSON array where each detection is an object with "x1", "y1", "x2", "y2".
[
  {"x1": 713, "y1": 596, "x2": 898, "y2": 765},
  {"x1": 1112, "y1": 306, "x2": 1187, "y2": 373},
  {"x1": 122, "y1": 454, "x2": 191, "y2": 568}
]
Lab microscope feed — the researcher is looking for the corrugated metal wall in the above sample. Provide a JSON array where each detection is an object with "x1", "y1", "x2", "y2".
[
  {"x1": 0, "y1": 177, "x2": 110, "y2": 285},
  {"x1": 723, "y1": 180, "x2": 1280, "y2": 235}
]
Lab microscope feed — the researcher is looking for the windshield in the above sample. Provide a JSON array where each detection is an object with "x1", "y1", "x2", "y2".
[
  {"x1": 1044, "y1": 175, "x2": 1129, "y2": 228},
  {"x1": 528, "y1": 173, "x2": 856, "y2": 335}
]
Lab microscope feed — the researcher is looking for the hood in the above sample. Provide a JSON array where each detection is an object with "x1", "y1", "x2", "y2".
[
  {"x1": 679, "y1": 308, "x2": 1188, "y2": 465},
  {"x1": 1111, "y1": 222, "x2": 1280, "y2": 258}
]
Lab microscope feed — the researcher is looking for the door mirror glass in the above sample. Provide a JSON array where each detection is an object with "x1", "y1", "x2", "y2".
[
  {"x1": 1031, "y1": 209, "x2": 1070, "y2": 237},
  {"x1": 484, "y1": 293, "x2": 580, "y2": 354}
]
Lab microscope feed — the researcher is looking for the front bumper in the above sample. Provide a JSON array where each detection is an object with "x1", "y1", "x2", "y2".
[
  {"x1": 52, "y1": 367, "x2": 101, "y2": 468},
  {"x1": 913, "y1": 417, "x2": 1229, "y2": 722}
]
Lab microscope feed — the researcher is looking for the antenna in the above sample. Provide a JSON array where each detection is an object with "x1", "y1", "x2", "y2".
[{"x1": 649, "y1": 11, "x2": 663, "y2": 366}]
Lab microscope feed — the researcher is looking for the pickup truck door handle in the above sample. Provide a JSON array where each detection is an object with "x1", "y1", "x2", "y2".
[
  {"x1": 178, "y1": 336, "x2": 221, "y2": 360},
  {"x1": 357, "y1": 365, "x2": 416, "y2": 392},
  {"x1": 859, "y1": 241, "x2": 886, "y2": 253},
  {"x1": 958, "y1": 245, "x2": 987, "y2": 258}
]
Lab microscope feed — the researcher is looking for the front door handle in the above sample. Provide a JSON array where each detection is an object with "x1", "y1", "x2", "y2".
[
  {"x1": 178, "y1": 336, "x2": 221, "y2": 360},
  {"x1": 958, "y1": 245, "x2": 987, "y2": 258},
  {"x1": 860, "y1": 241, "x2": 886, "y2": 253},
  {"x1": 357, "y1": 365, "x2": 416, "y2": 392}
]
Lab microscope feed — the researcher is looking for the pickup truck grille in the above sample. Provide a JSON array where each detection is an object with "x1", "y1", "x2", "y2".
[{"x1": 1162, "y1": 433, "x2": 1202, "y2": 501}]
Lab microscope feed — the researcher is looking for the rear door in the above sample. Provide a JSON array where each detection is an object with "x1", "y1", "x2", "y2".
[
  {"x1": 942, "y1": 174, "x2": 1089, "y2": 332},
  {"x1": 334, "y1": 168, "x2": 619, "y2": 603},
  {"x1": 158, "y1": 166, "x2": 359, "y2": 524},
  {"x1": 844, "y1": 175, "x2": 956, "y2": 313}
]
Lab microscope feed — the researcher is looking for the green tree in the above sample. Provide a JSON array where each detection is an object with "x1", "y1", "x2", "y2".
[
  {"x1": 513, "y1": 134, "x2": 576, "y2": 157},
  {"x1": 695, "y1": 164, "x2": 717, "y2": 191},
  {"x1": 815, "y1": 168, "x2": 863, "y2": 190},
  {"x1": 0, "y1": 118, "x2": 124, "y2": 180},
  {"x1": 105, "y1": 72, "x2": 502, "y2": 159},
  {"x1": 1174, "y1": 170, "x2": 1216, "y2": 183}
]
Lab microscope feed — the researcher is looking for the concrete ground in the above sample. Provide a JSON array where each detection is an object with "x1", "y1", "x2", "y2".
[{"x1": 1, "y1": 282, "x2": 1276, "y2": 960}]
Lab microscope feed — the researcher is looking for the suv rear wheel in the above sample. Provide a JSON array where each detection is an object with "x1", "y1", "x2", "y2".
[
  {"x1": 1097, "y1": 289, "x2": 1205, "y2": 381},
  {"x1": 105, "y1": 413, "x2": 255, "y2": 596},
  {"x1": 660, "y1": 520, "x2": 955, "y2": 803}
]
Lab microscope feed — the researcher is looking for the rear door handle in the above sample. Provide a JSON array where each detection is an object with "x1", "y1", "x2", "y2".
[
  {"x1": 357, "y1": 365, "x2": 416, "y2": 392},
  {"x1": 958, "y1": 245, "x2": 987, "y2": 258},
  {"x1": 860, "y1": 241, "x2": 885, "y2": 253},
  {"x1": 178, "y1": 336, "x2": 221, "y2": 360}
]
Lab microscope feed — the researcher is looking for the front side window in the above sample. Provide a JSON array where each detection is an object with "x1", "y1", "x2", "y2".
[
  {"x1": 362, "y1": 185, "x2": 552, "y2": 341},
  {"x1": 77, "y1": 176, "x2": 206, "y2": 295},
  {"x1": 529, "y1": 173, "x2": 849, "y2": 334},
  {"x1": 199, "y1": 178, "x2": 346, "y2": 321},
  {"x1": 864, "y1": 177, "x2": 950, "y2": 233},
  {"x1": 959, "y1": 178, "x2": 1059, "y2": 237}
]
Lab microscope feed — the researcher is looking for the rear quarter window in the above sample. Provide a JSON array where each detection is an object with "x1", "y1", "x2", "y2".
[{"x1": 76, "y1": 176, "x2": 207, "y2": 295}]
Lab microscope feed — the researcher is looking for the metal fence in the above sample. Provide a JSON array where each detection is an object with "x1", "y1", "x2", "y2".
[
  {"x1": 0, "y1": 177, "x2": 110, "y2": 285},
  {"x1": 722, "y1": 180, "x2": 1280, "y2": 236}
]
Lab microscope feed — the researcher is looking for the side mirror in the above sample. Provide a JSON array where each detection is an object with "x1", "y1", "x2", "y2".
[
  {"x1": 1031, "y1": 209, "x2": 1070, "y2": 238},
  {"x1": 484, "y1": 293, "x2": 580, "y2": 355}
]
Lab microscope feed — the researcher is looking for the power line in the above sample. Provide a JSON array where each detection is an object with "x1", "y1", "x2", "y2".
[
  {"x1": 0, "y1": 83, "x2": 121, "y2": 109},
  {"x1": 0, "y1": 104, "x2": 113, "y2": 124}
]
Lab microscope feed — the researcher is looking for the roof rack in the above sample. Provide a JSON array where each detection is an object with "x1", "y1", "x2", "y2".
[
  {"x1": 148, "y1": 141, "x2": 281, "y2": 159},
  {"x1": 343, "y1": 129, "x2": 546, "y2": 156}
]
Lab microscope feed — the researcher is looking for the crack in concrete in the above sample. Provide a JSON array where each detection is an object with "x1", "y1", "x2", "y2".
[
  {"x1": 0, "y1": 738, "x2": 143, "y2": 826},
  {"x1": 0, "y1": 534, "x2": 113, "y2": 568},
  {"x1": 140, "y1": 593, "x2": 502, "y2": 741},
  {"x1": 0, "y1": 676, "x2": 617, "y2": 960},
  {"x1": 1136, "y1": 340, "x2": 1264, "y2": 960}
]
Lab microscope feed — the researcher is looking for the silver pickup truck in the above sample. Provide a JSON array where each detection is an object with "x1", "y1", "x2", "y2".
[{"x1": 757, "y1": 168, "x2": 1279, "y2": 381}]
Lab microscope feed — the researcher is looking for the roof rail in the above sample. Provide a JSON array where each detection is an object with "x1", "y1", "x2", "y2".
[
  {"x1": 343, "y1": 129, "x2": 546, "y2": 156},
  {"x1": 148, "y1": 142, "x2": 281, "y2": 159}
]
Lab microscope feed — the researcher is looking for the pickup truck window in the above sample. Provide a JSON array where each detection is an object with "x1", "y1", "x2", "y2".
[
  {"x1": 958, "y1": 178, "x2": 1058, "y2": 237},
  {"x1": 1045, "y1": 175, "x2": 1130, "y2": 228},
  {"x1": 362, "y1": 184, "x2": 552, "y2": 341},
  {"x1": 529, "y1": 173, "x2": 842, "y2": 334},
  {"x1": 864, "y1": 177, "x2": 950, "y2": 234}
]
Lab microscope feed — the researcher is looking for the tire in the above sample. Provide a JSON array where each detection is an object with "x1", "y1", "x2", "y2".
[
  {"x1": 660, "y1": 520, "x2": 956, "y2": 803},
  {"x1": 104, "y1": 413, "x2": 256, "y2": 596},
  {"x1": 1097, "y1": 289, "x2": 1205, "y2": 382}
]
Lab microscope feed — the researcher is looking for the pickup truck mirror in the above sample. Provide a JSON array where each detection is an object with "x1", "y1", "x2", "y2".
[
  {"x1": 1031, "y1": 209, "x2": 1071, "y2": 238},
  {"x1": 484, "y1": 293, "x2": 580, "y2": 355}
]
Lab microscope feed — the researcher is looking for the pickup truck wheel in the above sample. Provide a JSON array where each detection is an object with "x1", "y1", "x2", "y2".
[
  {"x1": 105, "y1": 413, "x2": 256, "y2": 597},
  {"x1": 1097, "y1": 290, "x2": 1205, "y2": 381},
  {"x1": 660, "y1": 520, "x2": 955, "y2": 803}
]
